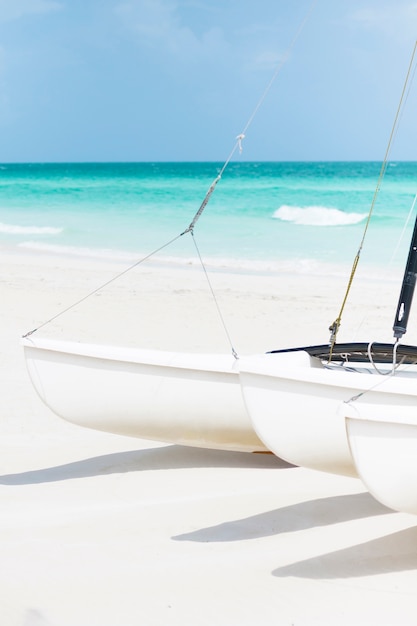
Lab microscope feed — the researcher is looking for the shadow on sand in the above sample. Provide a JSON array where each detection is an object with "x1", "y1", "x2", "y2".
[
  {"x1": 0, "y1": 445, "x2": 292, "y2": 485},
  {"x1": 272, "y1": 525, "x2": 417, "y2": 578},
  {"x1": 173, "y1": 492, "x2": 417, "y2": 578},
  {"x1": 173, "y1": 492, "x2": 391, "y2": 542}
]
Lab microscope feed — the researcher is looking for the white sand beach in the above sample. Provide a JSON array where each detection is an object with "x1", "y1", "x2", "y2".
[{"x1": 2, "y1": 248, "x2": 417, "y2": 626}]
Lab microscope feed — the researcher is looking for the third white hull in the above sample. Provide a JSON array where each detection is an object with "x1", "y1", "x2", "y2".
[{"x1": 239, "y1": 349, "x2": 417, "y2": 476}]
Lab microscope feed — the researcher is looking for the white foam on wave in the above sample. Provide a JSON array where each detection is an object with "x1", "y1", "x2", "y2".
[
  {"x1": 273, "y1": 205, "x2": 367, "y2": 226},
  {"x1": 0, "y1": 222, "x2": 63, "y2": 235}
]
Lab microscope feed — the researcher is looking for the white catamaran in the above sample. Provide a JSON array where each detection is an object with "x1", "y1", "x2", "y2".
[
  {"x1": 239, "y1": 42, "x2": 417, "y2": 514},
  {"x1": 21, "y1": 19, "x2": 417, "y2": 514},
  {"x1": 20, "y1": 7, "x2": 318, "y2": 456}
]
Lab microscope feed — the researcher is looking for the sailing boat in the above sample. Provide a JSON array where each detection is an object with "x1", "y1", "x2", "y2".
[
  {"x1": 20, "y1": 7, "x2": 318, "y2": 455},
  {"x1": 239, "y1": 43, "x2": 417, "y2": 512}
]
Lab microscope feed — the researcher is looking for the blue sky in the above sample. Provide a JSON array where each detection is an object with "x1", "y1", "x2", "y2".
[{"x1": 0, "y1": 0, "x2": 417, "y2": 162}]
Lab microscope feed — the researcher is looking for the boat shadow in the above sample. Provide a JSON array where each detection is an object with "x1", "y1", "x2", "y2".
[
  {"x1": 272, "y1": 525, "x2": 417, "y2": 578},
  {"x1": 173, "y1": 492, "x2": 391, "y2": 542},
  {"x1": 0, "y1": 445, "x2": 292, "y2": 485}
]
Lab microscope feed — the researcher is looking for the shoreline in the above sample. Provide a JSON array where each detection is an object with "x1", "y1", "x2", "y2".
[{"x1": 2, "y1": 236, "x2": 407, "y2": 278}]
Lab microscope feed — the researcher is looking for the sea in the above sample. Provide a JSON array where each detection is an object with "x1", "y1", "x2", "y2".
[{"x1": 1, "y1": 160, "x2": 417, "y2": 279}]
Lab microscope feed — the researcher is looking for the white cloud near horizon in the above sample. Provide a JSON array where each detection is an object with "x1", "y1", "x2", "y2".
[
  {"x1": 349, "y1": 2, "x2": 417, "y2": 37},
  {"x1": 113, "y1": 0, "x2": 229, "y2": 64},
  {"x1": 1, "y1": 0, "x2": 416, "y2": 161},
  {"x1": 112, "y1": 0, "x2": 288, "y2": 84}
]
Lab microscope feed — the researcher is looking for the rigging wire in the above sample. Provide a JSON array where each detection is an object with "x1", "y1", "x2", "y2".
[
  {"x1": 389, "y1": 193, "x2": 417, "y2": 266},
  {"x1": 184, "y1": 0, "x2": 318, "y2": 233},
  {"x1": 328, "y1": 39, "x2": 417, "y2": 360},
  {"x1": 190, "y1": 231, "x2": 238, "y2": 359},
  {"x1": 22, "y1": 233, "x2": 184, "y2": 337},
  {"x1": 23, "y1": 1, "x2": 317, "y2": 340},
  {"x1": 386, "y1": 58, "x2": 417, "y2": 264}
]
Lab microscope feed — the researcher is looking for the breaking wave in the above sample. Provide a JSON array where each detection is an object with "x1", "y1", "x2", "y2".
[{"x1": 273, "y1": 205, "x2": 367, "y2": 226}]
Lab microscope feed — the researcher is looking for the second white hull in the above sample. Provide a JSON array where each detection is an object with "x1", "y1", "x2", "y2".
[{"x1": 239, "y1": 349, "x2": 417, "y2": 476}]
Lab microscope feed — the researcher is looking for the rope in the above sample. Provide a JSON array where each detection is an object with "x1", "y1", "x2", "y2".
[
  {"x1": 328, "y1": 40, "x2": 417, "y2": 360},
  {"x1": 23, "y1": 3, "x2": 317, "y2": 340},
  {"x1": 190, "y1": 231, "x2": 239, "y2": 359},
  {"x1": 183, "y1": 0, "x2": 317, "y2": 234},
  {"x1": 366, "y1": 340, "x2": 404, "y2": 376},
  {"x1": 235, "y1": 0, "x2": 317, "y2": 148},
  {"x1": 344, "y1": 344, "x2": 408, "y2": 403},
  {"x1": 22, "y1": 233, "x2": 184, "y2": 337},
  {"x1": 389, "y1": 193, "x2": 417, "y2": 265}
]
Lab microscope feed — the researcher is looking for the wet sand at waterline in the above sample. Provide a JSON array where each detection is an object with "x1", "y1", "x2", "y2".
[{"x1": 1, "y1": 247, "x2": 417, "y2": 626}]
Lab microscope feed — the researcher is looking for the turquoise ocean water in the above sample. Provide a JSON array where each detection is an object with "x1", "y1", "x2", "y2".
[{"x1": 1, "y1": 161, "x2": 417, "y2": 277}]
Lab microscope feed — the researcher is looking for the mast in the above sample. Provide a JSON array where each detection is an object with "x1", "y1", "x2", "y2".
[{"x1": 393, "y1": 214, "x2": 417, "y2": 339}]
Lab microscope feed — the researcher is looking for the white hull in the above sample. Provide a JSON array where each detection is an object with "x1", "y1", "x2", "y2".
[
  {"x1": 22, "y1": 337, "x2": 267, "y2": 453},
  {"x1": 346, "y1": 405, "x2": 417, "y2": 514},
  {"x1": 239, "y1": 349, "x2": 417, "y2": 476}
]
